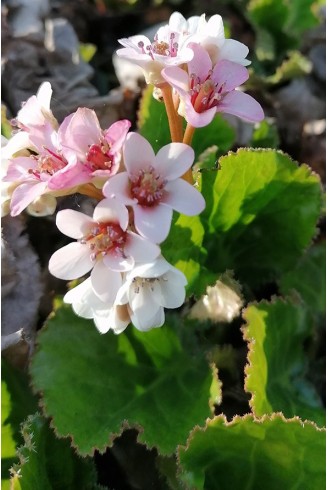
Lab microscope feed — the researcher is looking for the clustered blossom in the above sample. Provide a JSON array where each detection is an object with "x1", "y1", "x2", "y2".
[
  {"x1": 2, "y1": 84, "x2": 131, "y2": 216},
  {"x1": 2, "y1": 10, "x2": 265, "y2": 334},
  {"x1": 162, "y1": 43, "x2": 264, "y2": 127}
]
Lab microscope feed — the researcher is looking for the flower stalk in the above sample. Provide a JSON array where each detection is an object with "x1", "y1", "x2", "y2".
[{"x1": 161, "y1": 83, "x2": 183, "y2": 143}]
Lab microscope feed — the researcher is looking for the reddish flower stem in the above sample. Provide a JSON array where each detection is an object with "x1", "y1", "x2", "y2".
[
  {"x1": 161, "y1": 83, "x2": 183, "y2": 143},
  {"x1": 182, "y1": 124, "x2": 196, "y2": 184}
]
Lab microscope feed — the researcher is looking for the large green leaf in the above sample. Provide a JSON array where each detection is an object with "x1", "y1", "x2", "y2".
[
  {"x1": 30, "y1": 304, "x2": 220, "y2": 456},
  {"x1": 279, "y1": 241, "x2": 326, "y2": 317},
  {"x1": 178, "y1": 414, "x2": 325, "y2": 490},
  {"x1": 10, "y1": 413, "x2": 98, "y2": 490},
  {"x1": 2, "y1": 360, "x2": 38, "y2": 489},
  {"x1": 201, "y1": 148, "x2": 323, "y2": 288},
  {"x1": 243, "y1": 298, "x2": 325, "y2": 426}
]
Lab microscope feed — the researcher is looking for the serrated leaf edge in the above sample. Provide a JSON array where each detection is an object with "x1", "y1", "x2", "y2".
[{"x1": 241, "y1": 295, "x2": 325, "y2": 425}]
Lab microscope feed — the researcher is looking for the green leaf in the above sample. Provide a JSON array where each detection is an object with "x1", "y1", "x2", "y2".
[
  {"x1": 10, "y1": 413, "x2": 97, "y2": 490},
  {"x1": 279, "y1": 242, "x2": 326, "y2": 317},
  {"x1": 30, "y1": 303, "x2": 220, "y2": 456},
  {"x1": 250, "y1": 119, "x2": 280, "y2": 148},
  {"x1": 191, "y1": 116, "x2": 235, "y2": 158},
  {"x1": 137, "y1": 85, "x2": 171, "y2": 154},
  {"x1": 2, "y1": 360, "x2": 38, "y2": 488},
  {"x1": 1, "y1": 105, "x2": 13, "y2": 139},
  {"x1": 248, "y1": 0, "x2": 297, "y2": 56},
  {"x1": 242, "y1": 298, "x2": 325, "y2": 426},
  {"x1": 178, "y1": 414, "x2": 325, "y2": 490},
  {"x1": 79, "y1": 43, "x2": 97, "y2": 63},
  {"x1": 285, "y1": 0, "x2": 321, "y2": 35},
  {"x1": 201, "y1": 148, "x2": 323, "y2": 288},
  {"x1": 161, "y1": 212, "x2": 206, "y2": 295},
  {"x1": 267, "y1": 50, "x2": 313, "y2": 84}
]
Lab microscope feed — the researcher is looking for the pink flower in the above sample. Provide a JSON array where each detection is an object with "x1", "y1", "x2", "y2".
[
  {"x1": 49, "y1": 198, "x2": 160, "y2": 303},
  {"x1": 3, "y1": 126, "x2": 72, "y2": 216},
  {"x1": 162, "y1": 43, "x2": 264, "y2": 128},
  {"x1": 2, "y1": 82, "x2": 58, "y2": 159},
  {"x1": 116, "y1": 25, "x2": 194, "y2": 85},
  {"x1": 50, "y1": 108, "x2": 131, "y2": 189},
  {"x1": 103, "y1": 133, "x2": 205, "y2": 243}
]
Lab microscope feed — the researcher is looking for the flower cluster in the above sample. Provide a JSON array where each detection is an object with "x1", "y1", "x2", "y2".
[
  {"x1": 2, "y1": 11, "x2": 264, "y2": 334},
  {"x1": 2, "y1": 82, "x2": 131, "y2": 217}
]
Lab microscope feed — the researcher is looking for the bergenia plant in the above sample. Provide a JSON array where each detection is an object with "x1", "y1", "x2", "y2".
[{"x1": 2, "y1": 8, "x2": 325, "y2": 490}]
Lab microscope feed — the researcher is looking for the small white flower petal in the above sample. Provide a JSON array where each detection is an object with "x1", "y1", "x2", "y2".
[
  {"x1": 133, "y1": 203, "x2": 173, "y2": 243},
  {"x1": 158, "y1": 269, "x2": 186, "y2": 308},
  {"x1": 91, "y1": 260, "x2": 122, "y2": 303},
  {"x1": 123, "y1": 132, "x2": 155, "y2": 175},
  {"x1": 131, "y1": 306, "x2": 165, "y2": 331},
  {"x1": 49, "y1": 242, "x2": 93, "y2": 280},
  {"x1": 102, "y1": 172, "x2": 134, "y2": 205},
  {"x1": 56, "y1": 209, "x2": 94, "y2": 239},
  {"x1": 93, "y1": 198, "x2": 129, "y2": 230},
  {"x1": 103, "y1": 253, "x2": 134, "y2": 272},
  {"x1": 125, "y1": 232, "x2": 160, "y2": 264},
  {"x1": 154, "y1": 143, "x2": 195, "y2": 180},
  {"x1": 163, "y1": 179, "x2": 205, "y2": 216}
]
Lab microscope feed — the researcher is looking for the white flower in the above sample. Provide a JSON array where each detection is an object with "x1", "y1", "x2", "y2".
[
  {"x1": 103, "y1": 132, "x2": 205, "y2": 244},
  {"x1": 116, "y1": 24, "x2": 194, "y2": 85},
  {"x1": 49, "y1": 198, "x2": 160, "y2": 303},
  {"x1": 64, "y1": 277, "x2": 130, "y2": 334},
  {"x1": 174, "y1": 12, "x2": 250, "y2": 66},
  {"x1": 115, "y1": 256, "x2": 187, "y2": 331}
]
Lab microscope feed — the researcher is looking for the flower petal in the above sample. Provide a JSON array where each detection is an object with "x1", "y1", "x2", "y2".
[
  {"x1": 129, "y1": 283, "x2": 160, "y2": 319},
  {"x1": 123, "y1": 132, "x2": 155, "y2": 175},
  {"x1": 157, "y1": 269, "x2": 186, "y2": 308},
  {"x1": 49, "y1": 242, "x2": 93, "y2": 280},
  {"x1": 104, "y1": 119, "x2": 131, "y2": 154},
  {"x1": 154, "y1": 143, "x2": 194, "y2": 180},
  {"x1": 102, "y1": 172, "x2": 134, "y2": 205},
  {"x1": 125, "y1": 231, "x2": 160, "y2": 263},
  {"x1": 187, "y1": 43, "x2": 212, "y2": 81},
  {"x1": 184, "y1": 99, "x2": 217, "y2": 128},
  {"x1": 102, "y1": 253, "x2": 134, "y2": 272},
  {"x1": 131, "y1": 305, "x2": 165, "y2": 331},
  {"x1": 219, "y1": 39, "x2": 250, "y2": 66},
  {"x1": 1, "y1": 131, "x2": 32, "y2": 158},
  {"x1": 59, "y1": 108, "x2": 102, "y2": 158},
  {"x1": 218, "y1": 90, "x2": 264, "y2": 123},
  {"x1": 93, "y1": 198, "x2": 129, "y2": 230},
  {"x1": 10, "y1": 181, "x2": 47, "y2": 216},
  {"x1": 47, "y1": 161, "x2": 91, "y2": 190},
  {"x1": 133, "y1": 204, "x2": 173, "y2": 243},
  {"x1": 212, "y1": 60, "x2": 249, "y2": 91},
  {"x1": 161, "y1": 66, "x2": 190, "y2": 92},
  {"x1": 163, "y1": 178, "x2": 205, "y2": 215},
  {"x1": 91, "y1": 260, "x2": 122, "y2": 303},
  {"x1": 56, "y1": 209, "x2": 94, "y2": 238}
]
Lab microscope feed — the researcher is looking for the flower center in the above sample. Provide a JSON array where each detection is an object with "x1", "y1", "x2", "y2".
[
  {"x1": 28, "y1": 149, "x2": 67, "y2": 179},
  {"x1": 130, "y1": 166, "x2": 166, "y2": 207},
  {"x1": 132, "y1": 276, "x2": 162, "y2": 294},
  {"x1": 81, "y1": 222, "x2": 127, "y2": 261},
  {"x1": 189, "y1": 71, "x2": 225, "y2": 113},
  {"x1": 86, "y1": 143, "x2": 113, "y2": 171},
  {"x1": 137, "y1": 32, "x2": 178, "y2": 60}
]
